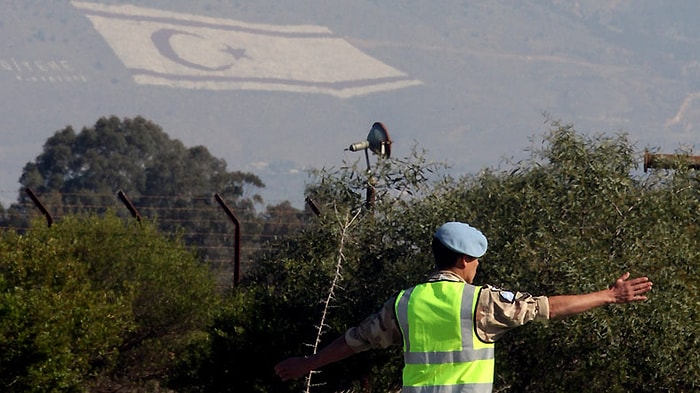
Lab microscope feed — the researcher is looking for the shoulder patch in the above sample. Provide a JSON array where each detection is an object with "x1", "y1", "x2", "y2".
[{"x1": 499, "y1": 291, "x2": 515, "y2": 303}]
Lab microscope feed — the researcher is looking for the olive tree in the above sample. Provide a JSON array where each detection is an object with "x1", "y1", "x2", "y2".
[{"x1": 455, "y1": 125, "x2": 698, "y2": 392}]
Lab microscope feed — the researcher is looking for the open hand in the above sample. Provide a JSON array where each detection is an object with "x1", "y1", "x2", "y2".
[
  {"x1": 609, "y1": 272, "x2": 652, "y2": 303},
  {"x1": 275, "y1": 356, "x2": 312, "y2": 381}
]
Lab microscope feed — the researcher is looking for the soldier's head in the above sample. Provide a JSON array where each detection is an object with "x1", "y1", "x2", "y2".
[{"x1": 432, "y1": 222, "x2": 487, "y2": 272}]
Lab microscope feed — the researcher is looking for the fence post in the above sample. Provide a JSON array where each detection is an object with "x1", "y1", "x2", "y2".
[
  {"x1": 214, "y1": 193, "x2": 241, "y2": 287},
  {"x1": 644, "y1": 151, "x2": 700, "y2": 172},
  {"x1": 24, "y1": 188, "x2": 53, "y2": 227},
  {"x1": 305, "y1": 196, "x2": 321, "y2": 216},
  {"x1": 117, "y1": 190, "x2": 142, "y2": 222}
]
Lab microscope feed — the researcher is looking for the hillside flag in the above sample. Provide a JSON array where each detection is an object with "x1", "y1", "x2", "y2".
[{"x1": 72, "y1": 1, "x2": 422, "y2": 98}]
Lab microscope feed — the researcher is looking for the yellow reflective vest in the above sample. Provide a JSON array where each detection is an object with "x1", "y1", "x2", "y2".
[{"x1": 394, "y1": 281, "x2": 495, "y2": 393}]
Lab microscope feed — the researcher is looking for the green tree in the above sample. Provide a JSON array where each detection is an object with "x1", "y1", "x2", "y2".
[
  {"x1": 453, "y1": 126, "x2": 699, "y2": 392},
  {"x1": 0, "y1": 213, "x2": 218, "y2": 392},
  {"x1": 12, "y1": 115, "x2": 265, "y2": 281},
  {"x1": 202, "y1": 123, "x2": 698, "y2": 392},
  {"x1": 0, "y1": 222, "x2": 131, "y2": 392}
]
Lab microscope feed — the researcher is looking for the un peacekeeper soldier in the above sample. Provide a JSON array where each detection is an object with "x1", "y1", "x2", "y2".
[{"x1": 275, "y1": 222, "x2": 653, "y2": 392}]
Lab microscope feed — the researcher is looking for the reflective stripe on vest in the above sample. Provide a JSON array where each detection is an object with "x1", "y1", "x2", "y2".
[{"x1": 395, "y1": 281, "x2": 495, "y2": 393}]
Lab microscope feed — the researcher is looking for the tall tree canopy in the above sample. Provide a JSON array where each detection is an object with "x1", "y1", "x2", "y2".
[{"x1": 19, "y1": 115, "x2": 263, "y2": 208}]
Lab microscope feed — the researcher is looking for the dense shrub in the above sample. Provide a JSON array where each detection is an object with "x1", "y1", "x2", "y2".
[{"x1": 0, "y1": 213, "x2": 218, "y2": 392}]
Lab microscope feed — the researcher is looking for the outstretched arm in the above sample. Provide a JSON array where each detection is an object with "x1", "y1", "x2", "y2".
[
  {"x1": 548, "y1": 272, "x2": 652, "y2": 319},
  {"x1": 275, "y1": 335, "x2": 356, "y2": 381}
]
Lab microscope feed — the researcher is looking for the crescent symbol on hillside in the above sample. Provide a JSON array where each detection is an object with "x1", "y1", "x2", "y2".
[{"x1": 151, "y1": 28, "x2": 238, "y2": 72}]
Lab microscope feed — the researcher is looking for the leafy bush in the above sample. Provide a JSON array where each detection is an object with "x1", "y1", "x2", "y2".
[{"x1": 0, "y1": 213, "x2": 218, "y2": 392}]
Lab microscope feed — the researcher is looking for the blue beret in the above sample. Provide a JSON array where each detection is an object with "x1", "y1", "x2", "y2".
[{"x1": 434, "y1": 222, "x2": 488, "y2": 258}]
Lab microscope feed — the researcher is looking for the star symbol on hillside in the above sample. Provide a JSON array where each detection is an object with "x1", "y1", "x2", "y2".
[{"x1": 221, "y1": 45, "x2": 251, "y2": 61}]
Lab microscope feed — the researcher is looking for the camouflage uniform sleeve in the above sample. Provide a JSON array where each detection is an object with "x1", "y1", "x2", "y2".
[
  {"x1": 475, "y1": 285, "x2": 550, "y2": 343},
  {"x1": 344, "y1": 296, "x2": 402, "y2": 353}
]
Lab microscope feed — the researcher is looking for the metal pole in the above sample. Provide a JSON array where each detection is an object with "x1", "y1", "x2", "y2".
[
  {"x1": 364, "y1": 149, "x2": 376, "y2": 209},
  {"x1": 305, "y1": 196, "x2": 321, "y2": 216},
  {"x1": 24, "y1": 188, "x2": 53, "y2": 227},
  {"x1": 644, "y1": 151, "x2": 700, "y2": 172},
  {"x1": 117, "y1": 190, "x2": 142, "y2": 222},
  {"x1": 365, "y1": 175, "x2": 376, "y2": 209},
  {"x1": 214, "y1": 193, "x2": 241, "y2": 287}
]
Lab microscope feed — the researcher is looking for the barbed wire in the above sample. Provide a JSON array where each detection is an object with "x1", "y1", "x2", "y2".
[
  {"x1": 0, "y1": 190, "x2": 314, "y2": 286},
  {"x1": 0, "y1": 189, "x2": 304, "y2": 209}
]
